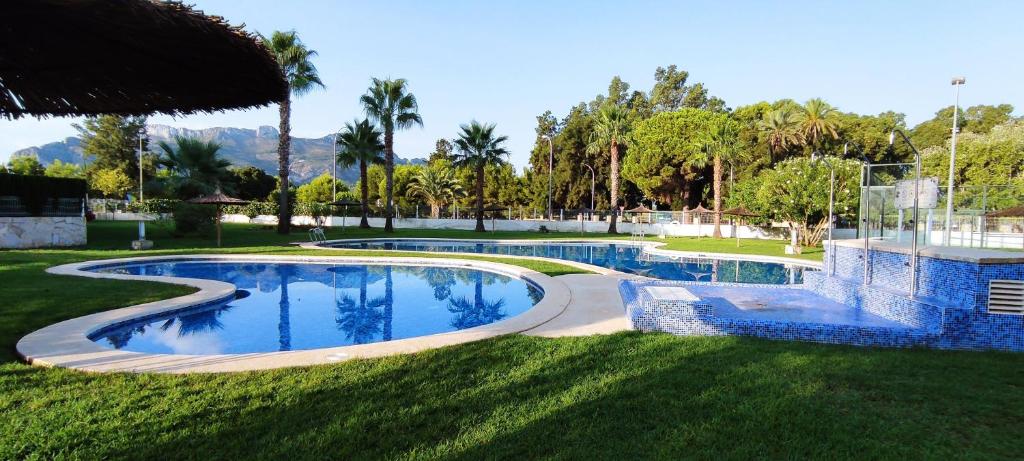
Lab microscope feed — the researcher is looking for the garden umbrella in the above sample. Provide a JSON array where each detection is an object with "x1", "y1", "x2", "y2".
[
  {"x1": 188, "y1": 191, "x2": 249, "y2": 247},
  {"x1": 626, "y1": 204, "x2": 655, "y2": 237},
  {"x1": 482, "y1": 205, "x2": 506, "y2": 232},
  {"x1": 330, "y1": 199, "x2": 362, "y2": 231},
  {"x1": 1, "y1": 0, "x2": 286, "y2": 119},
  {"x1": 723, "y1": 206, "x2": 760, "y2": 247}
]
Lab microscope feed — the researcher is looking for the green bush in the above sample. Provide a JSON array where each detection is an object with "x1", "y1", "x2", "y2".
[
  {"x1": 126, "y1": 198, "x2": 180, "y2": 214},
  {"x1": 172, "y1": 202, "x2": 216, "y2": 237}
]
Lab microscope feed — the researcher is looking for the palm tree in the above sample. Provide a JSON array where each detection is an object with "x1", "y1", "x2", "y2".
[
  {"x1": 406, "y1": 163, "x2": 464, "y2": 218},
  {"x1": 336, "y1": 119, "x2": 384, "y2": 228},
  {"x1": 797, "y1": 98, "x2": 839, "y2": 149},
  {"x1": 758, "y1": 108, "x2": 803, "y2": 161},
  {"x1": 360, "y1": 78, "x2": 423, "y2": 232},
  {"x1": 452, "y1": 121, "x2": 510, "y2": 232},
  {"x1": 706, "y1": 120, "x2": 741, "y2": 238},
  {"x1": 157, "y1": 136, "x2": 232, "y2": 198},
  {"x1": 586, "y1": 104, "x2": 632, "y2": 234},
  {"x1": 260, "y1": 30, "x2": 324, "y2": 235}
]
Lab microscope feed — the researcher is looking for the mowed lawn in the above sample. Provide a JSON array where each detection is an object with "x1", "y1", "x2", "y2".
[{"x1": 0, "y1": 221, "x2": 1021, "y2": 460}]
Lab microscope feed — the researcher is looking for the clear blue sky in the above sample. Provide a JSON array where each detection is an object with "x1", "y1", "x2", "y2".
[{"x1": 2, "y1": 0, "x2": 1022, "y2": 170}]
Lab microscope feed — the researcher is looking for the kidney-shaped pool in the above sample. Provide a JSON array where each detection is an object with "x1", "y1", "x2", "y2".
[{"x1": 87, "y1": 261, "x2": 543, "y2": 355}]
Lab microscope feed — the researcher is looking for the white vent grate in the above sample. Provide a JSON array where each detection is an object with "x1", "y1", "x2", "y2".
[{"x1": 988, "y1": 280, "x2": 1024, "y2": 315}]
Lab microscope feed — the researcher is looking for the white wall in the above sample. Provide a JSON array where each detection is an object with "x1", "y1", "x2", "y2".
[
  {"x1": 221, "y1": 213, "x2": 786, "y2": 239},
  {"x1": 1, "y1": 216, "x2": 86, "y2": 248}
]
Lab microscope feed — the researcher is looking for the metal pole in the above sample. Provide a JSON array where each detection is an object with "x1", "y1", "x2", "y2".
[
  {"x1": 944, "y1": 77, "x2": 966, "y2": 246},
  {"x1": 332, "y1": 132, "x2": 338, "y2": 203},
  {"x1": 137, "y1": 128, "x2": 145, "y2": 241},
  {"x1": 546, "y1": 136, "x2": 553, "y2": 220},
  {"x1": 890, "y1": 130, "x2": 923, "y2": 298},
  {"x1": 863, "y1": 163, "x2": 871, "y2": 285}
]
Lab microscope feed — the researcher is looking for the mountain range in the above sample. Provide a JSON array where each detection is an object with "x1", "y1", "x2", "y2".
[{"x1": 9, "y1": 124, "x2": 426, "y2": 184}]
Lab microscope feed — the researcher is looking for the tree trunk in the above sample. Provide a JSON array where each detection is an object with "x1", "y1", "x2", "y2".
[
  {"x1": 276, "y1": 98, "x2": 291, "y2": 234},
  {"x1": 359, "y1": 159, "x2": 370, "y2": 228},
  {"x1": 474, "y1": 164, "x2": 485, "y2": 232},
  {"x1": 607, "y1": 140, "x2": 619, "y2": 234},
  {"x1": 384, "y1": 129, "x2": 394, "y2": 232},
  {"x1": 431, "y1": 204, "x2": 440, "y2": 219},
  {"x1": 712, "y1": 153, "x2": 723, "y2": 238}
]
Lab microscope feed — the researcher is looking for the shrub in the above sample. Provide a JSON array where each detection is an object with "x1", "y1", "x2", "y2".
[{"x1": 172, "y1": 202, "x2": 216, "y2": 237}]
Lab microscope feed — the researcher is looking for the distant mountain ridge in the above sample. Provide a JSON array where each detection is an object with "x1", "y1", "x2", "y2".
[{"x1": 9, "y1": 124, "x2": 426, "y2": 184}]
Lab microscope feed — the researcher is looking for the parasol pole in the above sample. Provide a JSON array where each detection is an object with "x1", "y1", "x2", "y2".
[{"x1": 216, "y1": 204, "x2": 222, "y2": 247}]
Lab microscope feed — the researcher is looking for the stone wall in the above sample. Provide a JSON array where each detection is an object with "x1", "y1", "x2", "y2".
[{"x1": 0, "y1": 216, "x2": 86, "y2": 248}]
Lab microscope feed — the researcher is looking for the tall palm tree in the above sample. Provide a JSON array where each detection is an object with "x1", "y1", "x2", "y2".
[
  {"x1": 360, "y1": 78, "x2": 423, "y2": 232},
  {"x1": 452, "y1": 121, "x2": 510, "y2": 232},
  {"x1": 706, "y1": 119, "x2": 741, "y2": 238},
  {"x1": 797, "y1": 98, "x2": 839, "y2": 149},
  {"x1": 260, "y1": 30, "x2": 324, "y2": 235},
  {"x1": 758, "y1": 108, "x2": 803, "y2": 161},
  {"x1": 586, "y1": 104, "x2": 632, "y2": 234},
  {"x1": 406, "y1": 163, "x2": 464, "y2": 218},
  {"x1": 156, "y1": 136, "x2": 232, "y2": 198},
  {"x1": 336, "y1": 119, "x2": 384, "y2": 228}
]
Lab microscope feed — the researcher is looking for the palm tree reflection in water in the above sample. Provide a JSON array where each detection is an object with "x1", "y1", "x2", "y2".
[
  {"x1": 335, "y1": 266, "x2": 386, "y2": 344},
  {"x1": 448, "y1": 270, "x2": 507, "y2": 330},
  {"x1": 277, "y1": 265, "x2": 295, "y2": 351}
]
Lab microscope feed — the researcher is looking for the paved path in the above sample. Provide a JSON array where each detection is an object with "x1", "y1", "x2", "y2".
[{"x1": 523, "y1": 274, "x2": 634, "y2": 337}]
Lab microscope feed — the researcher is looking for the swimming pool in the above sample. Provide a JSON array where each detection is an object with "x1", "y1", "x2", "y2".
[
  {"x1": 325, "y1": 240, "x2": 812, "y2": 284},
  {"x1": 87, "y1": 261, "x2": 542, "y2": 355}
]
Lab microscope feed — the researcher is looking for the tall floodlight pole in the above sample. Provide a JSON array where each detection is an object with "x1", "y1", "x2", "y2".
[
  {"x1": 944, "y1": 76, "x2": 966, "y2": 246},
  {"x1": 137, "y1": 127, "x2": 145, "y2": 242},
  {"x1": 582, "y1": 163, "x2": 596, "y2": 210},
  {"x1": 332, "y1": 131, "x2": 339, "y2": 203},
  {"x1": 541, "y1": 135, "x2": 553, "y2": 219},
  {"x1": 890, "y1": 130, "x2": 923, "y2": 298}
]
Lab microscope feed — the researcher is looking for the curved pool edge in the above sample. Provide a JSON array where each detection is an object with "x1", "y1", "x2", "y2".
[
  {"x1": 18, "y1": 255, "x2": 572, "y2": 374},
  {"x1": 302, "y1": 237, "x2": 822, "y2": 273}
]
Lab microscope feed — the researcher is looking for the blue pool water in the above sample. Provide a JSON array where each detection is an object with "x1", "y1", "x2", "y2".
[
  {"x1": 327, "y1": 240, "x2": 810, "y2": 284},
  {"x1": 88, "y1": 261, "x2": 542, "y2": 354}
]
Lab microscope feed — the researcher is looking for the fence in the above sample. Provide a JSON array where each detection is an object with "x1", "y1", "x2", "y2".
[{"x1": 858, "y1": 163, "x2": 1024, "y2": 249}]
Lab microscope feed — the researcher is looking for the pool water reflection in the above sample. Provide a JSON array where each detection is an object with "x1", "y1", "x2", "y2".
[
  {"x1": 327, "y1": 240, "x2": 810, "y2": 284},
  {"x1": 89, "y1": 262, "x2": 542, "y2": 355}
]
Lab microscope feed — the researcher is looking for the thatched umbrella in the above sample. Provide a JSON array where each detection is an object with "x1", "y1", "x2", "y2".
[
  {"x1": 329, "y1": 199, "x2": 362, "y2": 231},
  {"x1": 188, "y1": 191, "x2": 248, "y2": 247},
  {"x1": 482, "y1": 205, "x2": 506, "y2": 232},
  {"x1": 723, "y1": 206, "x2": 760, "y2": 247},
  {"x1": 1, "y1": 0, "x2": 287, "y2": 118}
]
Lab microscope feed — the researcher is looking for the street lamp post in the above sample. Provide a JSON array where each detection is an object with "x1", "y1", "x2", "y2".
[
  {"x1": 541, "y1": 135, "x2": 553, "y2": 220},
  {"x1": 332, "y1": 131, "x2": 339, "y2": 203},
  {"x1": 944, "y1": 76, "x2": 966, "y2": 246},
  {"x1": 137, "y1": 127, "x2": 145, "y2": 242},
  {"x1": 582, "y1": 163, "x2": 595, "y2": 210}
]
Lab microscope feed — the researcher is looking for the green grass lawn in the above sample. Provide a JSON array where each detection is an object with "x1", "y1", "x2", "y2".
[{"x1": 1, "y1": 221, "x2": 1021, "y2": 459}]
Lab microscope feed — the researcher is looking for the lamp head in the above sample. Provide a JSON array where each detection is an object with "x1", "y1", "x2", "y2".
[
  {"x1": 540, "y1": 134, "x2": 551, "y2": 141},
  {"x1": 888, "y1": 131, "x2": 896, "y2": 146},
  {"x1": 951, "y1": 76, "x2": 966, "y2": 85}
]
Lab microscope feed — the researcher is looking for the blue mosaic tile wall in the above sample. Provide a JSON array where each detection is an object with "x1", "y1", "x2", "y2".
[{"x1": 620, "y1": 244, "x2": 1024, "y2": 352}]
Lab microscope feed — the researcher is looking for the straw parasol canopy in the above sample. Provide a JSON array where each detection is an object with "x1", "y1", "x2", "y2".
[
  {"x1": 691, "y1": 204, "x2": 710, "y2": 214},
  {"x1": 188, "y1": 191, "x2": 248, "y2": 247},
  {"x1": 1, "y1": 0, "x2": 287, "y2": 119},
  {"x1": 722, "y1": 206, "x2": 759, "y2": 247},
  {"x1": 625, "y1": 204, "x2": 653, "y2": 213},
  {"x1": 985, "y1": 206, "x2": 1024, "y2": 218}
]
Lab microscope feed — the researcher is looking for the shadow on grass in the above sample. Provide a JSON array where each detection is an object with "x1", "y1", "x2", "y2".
[{"x1": 4, "y1": 334, "x2": 1015, "y2": 460}]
